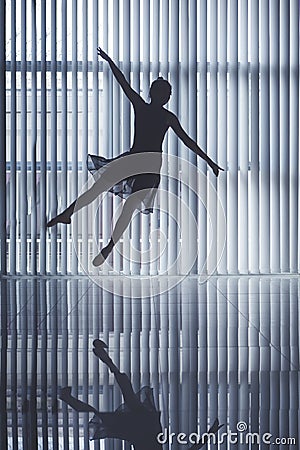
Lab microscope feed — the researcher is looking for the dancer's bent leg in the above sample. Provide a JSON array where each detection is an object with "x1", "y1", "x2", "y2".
[
  {"x1": 59, "y1": 387, "x2": 98, "y2": 414},
  {"x1": 93, "y1": 340, "x2": 143, "y2": 411},
  {"x1": 92, "y1": 192, "x2": 145, "y2": 266},
  {"x1": 47, "y1": 176, "x2": 113, "y2": 227}
]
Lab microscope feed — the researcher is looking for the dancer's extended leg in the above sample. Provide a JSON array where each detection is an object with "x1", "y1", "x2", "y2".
[
  {"x1": 92, "y1": 191, "x2": 145, "y2": 266},
  {"x1": 47, "y1": 176, "x2": 113, "y2": 227},
  {"x1": 93, "y1": 340, "x2": 143, "y2": 411}
]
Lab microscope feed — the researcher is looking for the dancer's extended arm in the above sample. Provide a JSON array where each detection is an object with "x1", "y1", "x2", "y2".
[
  {"x1": 98, "y1": 47, "x2": 144, "y2": 107},
  {"x1": 169, "y1": 113, "x2": 224, "y2": 177}
]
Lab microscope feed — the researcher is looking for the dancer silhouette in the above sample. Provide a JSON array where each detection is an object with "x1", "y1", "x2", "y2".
[
  {"x1": 59, "y1": 340, "x2": 223, "y2": 450},
  {"x1": 47, "y1": 47, "x2": 223, "y2": 266}
]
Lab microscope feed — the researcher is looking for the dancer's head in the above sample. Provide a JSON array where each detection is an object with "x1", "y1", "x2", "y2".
[{"x1": 149, "y1": 77, "x2": 172, "y2": 105}]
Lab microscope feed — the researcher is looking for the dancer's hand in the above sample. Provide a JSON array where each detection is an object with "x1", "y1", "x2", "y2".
[
  {"x1": 211, "y1": 162, "x2": 224, "y2": 177},
  {"x1": 97, "y1": 47, "x2": 110, "y2": 61}
]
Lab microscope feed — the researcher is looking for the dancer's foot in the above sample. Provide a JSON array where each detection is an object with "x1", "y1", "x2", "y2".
[
  {"x1": 47, "y1": 213, "x2": 71, "y2": 227},
  {"x1": 92, "y1": 243, "x2": 113, "y2": 267},
  {"x1": 59, "y1": 386, "x2": 72, "y2": 401},
  {"x1": 92, "y1": 340, "x2": 118, "y2": 373},
  {"x1": 93, "y1": 339, "x2": 108, "y2": 349}
]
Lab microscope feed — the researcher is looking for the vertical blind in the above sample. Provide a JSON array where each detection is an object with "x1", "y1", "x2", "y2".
[{"x1": 2, "y1": 0, "x2": 299, "y2": 276}]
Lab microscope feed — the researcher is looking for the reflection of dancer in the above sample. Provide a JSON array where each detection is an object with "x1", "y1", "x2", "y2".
[
  {"x1": 47, "y1": 47, "x2": 223, "y2": 266},
  {"x1": 59, "y1": 340, "x2": 222, "y2": 450}
]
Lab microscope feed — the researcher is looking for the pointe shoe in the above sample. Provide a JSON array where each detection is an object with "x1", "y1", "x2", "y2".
[
  {"x1": 59, "y1": 386, "x2": 72, "y2": 400},
  {"x1": 93, "y1": 339, "x2": 108, "y2": 349},
  {"x1": 92, "y1": 244, "x2": 113, "y2": 267},
  {"x1": 47, "y1": 214, "x2": 71, "y2": 227},
  {"x1": 92, "y1": 251, "x2": 106, "y2": 267}
]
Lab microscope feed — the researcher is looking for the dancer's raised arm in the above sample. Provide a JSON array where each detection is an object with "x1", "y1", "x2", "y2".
[
  {"x1": 169, "y1": 113, "x2": 224, "y2": 177},
  {"x1": 98, "y1": 47, "x2": 144, "y2": 107}
]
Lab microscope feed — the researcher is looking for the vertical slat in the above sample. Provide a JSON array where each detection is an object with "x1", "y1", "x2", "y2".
[
  {"x1": 82, "y1": 279, "x2": 89, "y2": 449},
  {"x1": 131, "y1": 0, "x2": 141, "y2": 275},
  {"x1": 238, "y1": 278, "x2": 249, "y2": 427},
  {"x1": 112, "y1": 0, "x2": 121, "y2": 272},
  {"x1": 29, "y1": 280, "x2": 38, "y2": 449},
  {"x1": 0, "y1": 282, "x2": 8, "y2": 448},
  {"x1": 82, "y1": 0, "x2": 89, "y2": 272},
  {"x1": 279, "y1": 0, "x2": 290, "y2": 272},
  {"x1": 141, "y1": 293, "x2": 150, "y2": 386},
  {"x1": 140, "y1": 0, "x2": 150, "y2": 275},
  {"x1": 71, "y1": 0, "x2": 79, "y2": 275},
  {"x1": 189, "y1": 288, "x2": 198, "y2": 434},
  {"x1": 270, "y1": 0, "x2": 280, "y2": 273},
  {"x1": 259, "y1": 0, "x2": 270, "y2": 273},
  {"x1": 217, "y1": 0, "x2": 228, "y2": 274},
  {"x1": 149, "y1": 0, "x2": 159, "y2": 275},
  {"x1": 61, "y1": 279, "x2": 69, "y2": 449},
  {"x1": 20, "y1": 280, "x2": 29, "y2": 449},
  {"x1": 289, "y1": 0, "x2": 299, "y2": 272},
  {"x1": 198, "y1": 0, "x2": 208, "y2": 275},
  {"x1": 217, "y1": 278, "x2": 228, "y2": 441},
  {"x1": 92, "y1": 284, "x2": 100, "y2": 450},
  {"x1": 198, "y1": 282, "x2": 208, "y2": 436},
  {"x1": 0, "y1": 0, "x2": 6, "y2": 274},
  {"x1": 159, "y1": 0, "x2": 169, "y2": 274},
  {"x1": 249, "y1": 0, "x2": 259, "y2": 274},
  {"x1": 10, "y1": 281, "x2": 18, "y2": 449},
  {"x1": 169, "y1": 287, "x2": 179, "y2": 433},
  {"x1": 227, "y1": 0, "x2": 238, "y2": 274},
  {"x1": 92, "y1": 0, "x2": 100, "y2": 275},
  {"x1": 71, "y1": 280, "x2": 79, "y2": 450},
  {"x1": 238, "y1": 0, "x2": 249, "y2": 273},
  {"x1": 167, "y1": 0, "x2": 179, "y2": 275},
  {"x1": 289, "y1": 278, "x2": 299, "y2": 439},
  {"x1": 208, "y1": 284, "x2": 218, "y2": 424},
  {"x1": 61, "y1": 0, "x2": 68, "y2": 275},
  {"x1": 259, "y1": 279, "x2": 271, "y2": 440},
  {"x1": 270, "y1": 279, "x2": 280, "y2": 441},
  {"x1": 227, "y1": 278, "x2": 238, "y2": 437},
  {"x1": 249, "y1": 278, "x2": 260, "y2": 438},
  {"x1": 50, "y1": 0, "x2": 58, "y2": 275},
  {"x1": 31, "y1": 0, "x2": 37, "y2": 275},
  {"x1": 20, "y1": 0, "x2": 28, "y2": 274},
  {"x1": 50, "y1": 280, "x2": 59, "y2": 450},
  {"x1": 100, "y1": 0, "x2": 110, "y2": 275},
  {"x1": 159, "y1": 292, "x2": 169, "y2": 430},
  {"x1": 132, "y1": 291, "x2": 141, "y2": 393},
  {"x1": 40, "y1": 0, "x2": 47, "y2": 275},
  {"x1": 122, "y1": 0, "x2": 131, "y2": 274},
  {"x1": 181, "y1": 292, "x2": 190, "y2": 434},
  {"x1": 180, "y1": 0, "x2": 189, "y2": 275},
  {"x1": 40, "y1": 279, "x2": 49, "y2": 449},
  {"x1": 188, "y1": 0, "x2": 198, "y2": 275},
  {"x1": 9, "y1": 0, "x2": 17, "y2": 275},
  {"x1": 280, "y1": 279, "x2": 290, "y2": 437},
  {"x1": 207, "y1": 0, "x2": 218, "y2": 274}
]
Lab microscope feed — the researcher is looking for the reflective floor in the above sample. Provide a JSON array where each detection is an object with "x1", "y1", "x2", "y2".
[{"x1": 1, "y1": 276, "x2": 299, "y2": 449}]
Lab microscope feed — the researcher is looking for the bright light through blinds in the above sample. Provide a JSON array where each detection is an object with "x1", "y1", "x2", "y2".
[{"x1": 2, "y1": 0, "x2": 299, "y2": 276}]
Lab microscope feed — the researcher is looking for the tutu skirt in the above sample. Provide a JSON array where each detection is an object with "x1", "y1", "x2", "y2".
[
  {"x1": 88, "y1": 386, "x2": 160, "y2": 442},
  {"x1": 87, "y1": 150, "x2": 162, "y2": 214}
]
